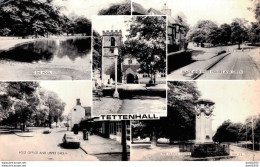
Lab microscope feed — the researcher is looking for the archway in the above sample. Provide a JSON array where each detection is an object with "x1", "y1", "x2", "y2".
[{"x1": 126, "y1": 74, "x2": 135, "y2": 83}]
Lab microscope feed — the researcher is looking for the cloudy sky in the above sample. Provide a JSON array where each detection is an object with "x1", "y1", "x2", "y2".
[
  {"x1": 133, "y1": 0, "x2": 256, "y2": 26},
  {"x1": 197, "y1": 81, "x2": 260, "y2": 131},
  {"x1": 53, "y1": 0, "x2": 127, "y2": 19},
  {"x1": 40, "y1": 81, "x2": 92, "y2": 115}
]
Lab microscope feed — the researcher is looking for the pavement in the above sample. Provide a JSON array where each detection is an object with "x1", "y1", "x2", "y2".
[
  {"x1": 168, "y1": 45, "x2": 260, "y2": 80},
  {"x1": 79, "y1": 132, "x2": 125, "y2": 155},
  {"x1": 131, "y1": 144, "x2": 189, "y2": 161},
  {"x1": 0, "y1": 127, "x2": 99, "y2": 161},
  {"x1": 119, "y1": 96, "x2": 167, "y2": 116},
  {"x1": 0, "y1": 127, "x2": 128, "y2": 161},
  {"x1": 197, "y1": 48, "x2": 260, "y2": 80},
  {"x1": 168, "y1": 52, "x2": 230, "y2": 80},
  {"x1": 93, "y1": 88, "x2": 166, "y2": 116},
  {"x1": 131, "y1": 144, "x2": 260, "y2": 161},
  {"x1": 93, "y1": 97, "x2": 123, "y2": 117}
]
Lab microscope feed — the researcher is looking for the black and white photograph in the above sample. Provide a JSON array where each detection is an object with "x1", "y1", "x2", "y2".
[
  {"x1": 131, "y1": 81, "x2": 260, "y2": 161},
  {"x1": 0, "y1": 81, "x2": 129, "y2": 161},
  {"x1": 0, "y1": 0, "x2": 260, "y2": 166},
  {"x1": 132, "y1": 0, "x2": 260, "y2": 80},
  {"x1": 0, "y1": 0, "x2": 130, "y2": 80},
  {"x1": 92, "y1": 15, "x2": 167, "y2": 117}
]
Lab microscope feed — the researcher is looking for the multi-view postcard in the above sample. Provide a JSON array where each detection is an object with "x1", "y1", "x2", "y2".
[
  {"x1": 131, "y1": 81, "x2": 260, "y2": 161},
  {"x1": 0, "y1": 0, "x2": 260, "y2": 165},
  {"x1": 0, "y1": 0, "x2": 130, "y2": 80},
  {"x1": 132, "y1": 0, "x2": 260, "y2": 80},
  {"x1": 0, "y1": 81, "x2": 130, "y2": 161},
  {"x1": 92, "y1": 15, "x2": 167, "y2": 117}
]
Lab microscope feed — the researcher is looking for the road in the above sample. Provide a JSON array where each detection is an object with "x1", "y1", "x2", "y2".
[
  {"x1": 222, "y1": 145, "x2": 260, "y2": 161},
  {"x1": 0, "y1": 127, "x2": 98, "y2": 161},
  {"x1": 197, "y1": 48, "x2": 260, "y2": 80},
  {"x1": 131, "y1": 144, "x2": 259, "y2": 161}
]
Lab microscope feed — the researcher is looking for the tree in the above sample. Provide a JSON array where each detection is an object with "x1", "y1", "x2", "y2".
[
  {"x1": 249, "y1": 0, "x2": 260, "y2": 22},
  {"x1": 132, "y1": 81, "x2": 201, "y2": 141},
  {"x1": 0, "y1": 82, "x2": 12, "y2": 121},
  {"x1": 0, "y1": 0, "x2": 66, "y2": 37},
  {"x1": 219, "y1": 23, "x2": 232, "y2": 44},
  {"x1": 98, "y1": 2, "x2": 131, "y2": 15},
  {"x1": 39, "y1": 88, "x2": 66, "y2": 128},
  {"x1": 123, "y1": 16, "x2": 166, "y2": 83},
  {"x1": 231, "y1": 18, "x2": 249, "y2": 49},
  {"x1": 5, "y1": 82, "x2": 40, "y2": 131},
  {"x1": 187, "y1": 20, "x2": 219, "y2": 45},
  {"x1": 167, "y1": 81, "x2": 201, "y2": 141},
  {"x1": 248, "y1": 22, "x2": 260, "y2": 44},
  {"x1": 207, "y1": 26, "x2": 222, "y2": 46},
  {"x1": 92, "y1": 30, "x2": 102, "y2": 73},
  {"x1": 74, "y1": 17, "x2": 91, "y2": 36},
  {"x1": 213, "y1": 120, "x2": 243, "y2": 143}
]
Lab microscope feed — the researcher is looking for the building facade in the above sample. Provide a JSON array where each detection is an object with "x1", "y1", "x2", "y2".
[
  {"x1": 132, "y1": 2, "x2": 187, "y2": 53},
  {"x1": 70, "y1": 99, "x2": 91, "y2": 129},
  {"x1": 94, "y1": 120, "x2": 131, "y2": 145},
  {"x1": 122, "y1": 54, "x2": 166, "y2": 84},
  {"x1": 101, "y1": 30, "x2": 122, "y2": 86}
]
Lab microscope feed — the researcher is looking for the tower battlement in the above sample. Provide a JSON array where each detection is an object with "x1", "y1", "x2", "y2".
[{"x1": 102, "y1": 30, "x2": 122, "y2": 36}]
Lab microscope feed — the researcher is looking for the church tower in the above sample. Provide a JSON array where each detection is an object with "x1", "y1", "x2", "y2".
[{"x1": 102, "y1": 30, "x2": 122, "y2": 85}]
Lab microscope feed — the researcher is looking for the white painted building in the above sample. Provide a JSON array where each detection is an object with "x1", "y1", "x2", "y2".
[{"x1": 70, "y1": 99, "x2": 91, "y2": 129}]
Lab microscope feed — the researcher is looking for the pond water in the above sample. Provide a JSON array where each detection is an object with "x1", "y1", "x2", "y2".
[{"x1": 0, "y1": 37, "x2": 91, "y2": 67}]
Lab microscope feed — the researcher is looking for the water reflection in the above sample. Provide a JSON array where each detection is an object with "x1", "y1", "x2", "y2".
[{"x1": 0, "y1": 37, "x2": 91, "y2": 63}]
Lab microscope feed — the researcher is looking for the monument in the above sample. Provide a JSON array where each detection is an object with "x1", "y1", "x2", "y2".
[
  {"x1": 191, "y1": 99, "x2": 230, "y2": 158},
  {"x1": 194, "y1": 99, "x2": 215, "y2": 143}
]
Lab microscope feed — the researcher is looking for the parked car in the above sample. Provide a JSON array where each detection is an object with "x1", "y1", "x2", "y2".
[
  {"x1": 43, "y1": 129, "x2": 51, "y2": 134},
  {"x1": 62, "y1": 133, "x2": 81, "y2": 148}
]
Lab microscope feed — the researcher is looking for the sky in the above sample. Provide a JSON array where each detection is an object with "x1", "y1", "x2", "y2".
[
  {"x1": 40, "y1": 81, "x2": 92, "y2": 115},
  {"x1": 196, "y1": 81, "x2": 260, "y2": 131},
  {"x1": 133, "y1": 0, "x2": 256, "y2": 26},
  {"x1": 92, "y1": 15, "x2": 130, "y2": 41},
  {"x1": 53, "y1": 0, "x2": 127, "y2": 19}
]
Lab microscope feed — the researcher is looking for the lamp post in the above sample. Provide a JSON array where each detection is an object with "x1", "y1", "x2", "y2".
[
  {"x1": 113, "y1": 48, "x2": 119, "y2": 98},
  {"x1": 252, "y1": 115, "x2": 255, "y2": 161}
]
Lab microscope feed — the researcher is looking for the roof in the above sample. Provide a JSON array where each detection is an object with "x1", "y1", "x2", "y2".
[
  {"x1": 147, "y1": 8, "x2": 164, "y2": 15},
  {"x1": 132, "y1": 2, "x2": 148, "y2": 15},
  {"x1": 168, "y1": 16, "x2": 184, "y2": 26},
  {"x1": 122, "y1": 65, "x2": 140, "y2": 74},
  {"x1": 195, "y1": 99, "x2": 215, "y2": 105},
  {"x1": 123, "y1": 54, "x2": 135, "y2": 58}
]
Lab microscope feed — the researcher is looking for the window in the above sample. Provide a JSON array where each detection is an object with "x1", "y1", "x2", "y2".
[
  {"x1": 143, "y1": 74, "x2": 150, "y2": 78},
  {"x1": 110, "y1": 48, "x2": 114, "y2": 53},
  {"x1": 161, "y1": 69, "x2": 166, "y2": 77},
  {"x1": 128, "y1": 59, "x2": 132, "y2": 64},
  {"x1": 111, "y1": 37, "x2": 115, "y2": 46}
]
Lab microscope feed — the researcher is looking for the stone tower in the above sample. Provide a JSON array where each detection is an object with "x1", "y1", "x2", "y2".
[
  {"x1": 194, "y1": 99, "x2": 215, "y2": 143},
  {"x1": 102, "y1": 30, "x2": 122, "y2": 85}
]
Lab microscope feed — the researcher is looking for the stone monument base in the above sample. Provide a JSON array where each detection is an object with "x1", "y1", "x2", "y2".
[{"x1": 191, "y1": 143, "x2": 230, "y2": 157}]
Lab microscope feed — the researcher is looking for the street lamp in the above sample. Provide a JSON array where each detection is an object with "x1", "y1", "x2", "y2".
[
  {"x1": 113, "y1": 48, "x2": 119, "y2": 98},
  {"x1": 252, "y1": 115, "x2": 255, "y2": 161}
]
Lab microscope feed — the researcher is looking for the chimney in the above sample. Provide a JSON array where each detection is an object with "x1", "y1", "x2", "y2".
[
  {"x1": 161, "y1": 3, "x2": 171, "y2": 16},
  {"x1": 76, "y1": 99, "x2": 81, "y2": 106}
]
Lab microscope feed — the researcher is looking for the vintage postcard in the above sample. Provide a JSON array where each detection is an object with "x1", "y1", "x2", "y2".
[{"x1": 0, "y1": 0, "x2": 260, "y2": 165}]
